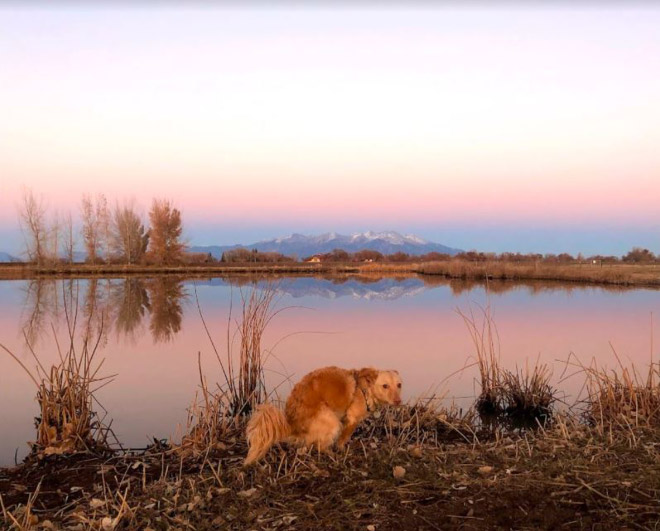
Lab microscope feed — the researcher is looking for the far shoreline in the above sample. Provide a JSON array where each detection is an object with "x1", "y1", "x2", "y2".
[{"x1": 0, "y1": 260, "x2": 659, "y2": 289}]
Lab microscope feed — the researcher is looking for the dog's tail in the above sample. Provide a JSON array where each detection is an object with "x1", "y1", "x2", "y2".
[{"x1": 244, "y1": 403, "x2": 291, "y2": 465}]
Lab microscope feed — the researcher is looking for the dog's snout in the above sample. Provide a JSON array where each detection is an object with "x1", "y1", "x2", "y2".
[{"x1": 394, "y1": 397, "x2": 402, "y2": 406}]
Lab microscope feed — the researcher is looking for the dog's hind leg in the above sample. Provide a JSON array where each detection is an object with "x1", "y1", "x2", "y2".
[{"x1": 303, "y1": 406, "x2": 341, "y2": 451}]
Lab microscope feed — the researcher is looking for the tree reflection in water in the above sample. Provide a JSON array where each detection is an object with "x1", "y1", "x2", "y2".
[
  {"x1": 21, "y1": 277, "x2": 187, "y2": 346},
  {"x1": 146, "y1": 278, "x2": 186, "y2": 343},
  {"x1": 110, "y1": 278, "x2": 151, "y2": 341},
  {"x1": 21, "y1": 279, "x2": 58, "y2": 347}
]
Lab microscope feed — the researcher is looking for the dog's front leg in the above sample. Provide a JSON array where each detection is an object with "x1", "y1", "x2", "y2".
[
  {"x1": 336, "y1": 421, "x2": 358, "y2": 448},
  {"x1": 336, "y1": 401, "x2": 367, "y2": 448}
]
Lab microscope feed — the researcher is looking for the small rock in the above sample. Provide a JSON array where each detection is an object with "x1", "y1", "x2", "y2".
[
  {"x1": 100, "y1": 517, "x2": 116, "y2": 530},
  {"x1": 238, "y1": 487, "x2": 257, "y2": 498},
  {"x1": 409, "y1": 447, "x2": 423, "y2": 458},
  {"x1": 367, "y1": 525, "x2": 376, "y2": 531},
  {"x1": 393, "y1": 466, "x2": 406, "y2": 479},
  {"x1": 477, "y1": 466, "x2": 493, "y2": 475}
]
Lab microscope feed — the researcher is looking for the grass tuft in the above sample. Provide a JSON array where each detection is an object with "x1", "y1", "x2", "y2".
[{"x1": 501, "y1": 360, "x2": 555, "y2": 427}]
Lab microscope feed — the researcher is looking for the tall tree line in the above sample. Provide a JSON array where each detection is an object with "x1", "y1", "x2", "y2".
[{"x1": 18, "y1": 188, "x2": 185, "y2": 265}]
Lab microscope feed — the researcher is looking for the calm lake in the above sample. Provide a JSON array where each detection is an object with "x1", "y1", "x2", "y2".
[{"x1": 1, "y1": 275, "x2": 658, "y2": 466}]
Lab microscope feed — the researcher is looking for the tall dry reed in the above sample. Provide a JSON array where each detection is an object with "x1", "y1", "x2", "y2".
[
  {"x1": 185, "y1": 283, "x2": 280, "y2": 453},
  {"x1": 457, "y1": 304, "x2": 502, "y2": 415},
  {"x1": 1, "y1": 283, "x2": 115, "y2": 456}
]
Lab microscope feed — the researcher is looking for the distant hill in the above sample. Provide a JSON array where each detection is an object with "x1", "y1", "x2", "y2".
[
  {"x1": 190, "y1": 231, "x2": 461, "y2": 259},
  {"x1": 0, "y1": 251, "x2": 20, "y2": 263}
]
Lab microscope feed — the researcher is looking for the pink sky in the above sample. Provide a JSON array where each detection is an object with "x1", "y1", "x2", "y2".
[{"x1": 1, "y1": 6, "x2": 659, "y2": 254}]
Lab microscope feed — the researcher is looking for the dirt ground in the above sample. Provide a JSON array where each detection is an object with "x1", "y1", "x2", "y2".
[{"x1": 2, "y1": 413, "x2": 659, "y2": 531}]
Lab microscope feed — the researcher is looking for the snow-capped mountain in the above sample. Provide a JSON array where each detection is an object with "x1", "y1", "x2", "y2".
[
  {"x1": 192, "y1": 277, "x2": 429, "y2": 301},
  {"x1": 190, "y1": 231, "x2": 461, "y2": 259}
]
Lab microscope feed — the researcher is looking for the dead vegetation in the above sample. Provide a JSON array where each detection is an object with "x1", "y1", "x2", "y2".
[
  {"x1": 566, "y1": 347, "x2": 660, "y2": 436},
  {"x1": 1, "y1": 302, "x2": 115, "y2": 460},
  {"x1": 180, "y1": 283, "x2": 280, "y2": 457},
  {"x1": 458, "y1": 304, "x2": 557, "y2": 428},
  {"x1": 416, "y1": 260, "x2": 660, "y2": 288},
  {"x1": 2, "y1": 401, "x2": 660, "y2": 530}
]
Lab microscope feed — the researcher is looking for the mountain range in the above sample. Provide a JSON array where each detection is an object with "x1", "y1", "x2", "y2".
[
  {"x1": 0, "y1": 252, "x2": 19, "y2": 263},
  {"x1": 190, "y1": 231, "x2": 461, "y2": 259},
  {"x1": 195, "y1": 276, "x2": 428, "y2": 300}
]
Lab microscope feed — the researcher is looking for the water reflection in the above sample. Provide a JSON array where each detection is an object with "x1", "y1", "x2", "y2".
[
  {"x1": 21, "y1": 279, "x2": 58, "y2": 346},
  {"x1": 110, "y1": 279, "x2": 150, "y2": 340},
  {"x1": 199, "y1": 274, "x2": 636, "y2": 300},
  {"x1": 146, "y1": 278, "x2": 185, "y2": 343},
  {"x1": 21, "y1": 278, "x2": 188, "y2": 345},
  {"x1": 20, "y1": 275, "x2": 642, "y2": 347}
]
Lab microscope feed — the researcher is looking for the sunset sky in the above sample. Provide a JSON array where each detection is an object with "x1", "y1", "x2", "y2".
[{"x1": 1, "y1": 5, "x2": 659, "y2": 255}]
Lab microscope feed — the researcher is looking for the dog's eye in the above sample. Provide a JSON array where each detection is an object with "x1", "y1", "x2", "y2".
[
  {"x1": 383, "y1": 384, "x2": 389, "y2": 389},
  {"x1": 397, "y1": 383, "x2": 402, "y2": 389}
]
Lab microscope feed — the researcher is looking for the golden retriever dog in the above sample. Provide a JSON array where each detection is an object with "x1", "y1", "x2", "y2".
[{"x1": 244, "y1": 366, "x2": 402, "y2": 465}]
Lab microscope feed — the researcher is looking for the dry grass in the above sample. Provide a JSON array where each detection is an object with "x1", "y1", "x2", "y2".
[
  {"x1": 418, "y1": 260, "x2": 660, "y2": 287},
  {"x1": 2, "y1": 402, "x2": 660, "y2": 530},
  {"x1": 457, "y1": 304, "x2": 502, "y2": 416},
  {"x1": 1, "y1": 303, "x2": 115, "y2": 458},
  {"x1": 458, "y1": 305, "x2": 556, "y2": 426},
  {"x1": 199, "y1": 283, "x2": 278, "y2": 416},
  {"x1": 501, "y1": 360, "x2": 555, "y2": 426},
  {"x1": 180, "y1": 283, "x2": 281, "y2": 456},
  {"x1": 178, "y1": 354, "x2": 234, "y2": 458},
  {"x1": 568, "y1": 348, "x2": 660, "y2": 435}
]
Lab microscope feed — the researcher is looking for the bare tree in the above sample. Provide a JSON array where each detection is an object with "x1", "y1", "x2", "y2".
[
  {"x1": 147, "y1": 199, "x2": 185, "y2": 265},
  {"x1": 47, "y1": 211, "x2": 61, "y2": 264},
  {"x1": 81, "y1": 194, "x2": 109, "y2": 264},
  {"x1": 61, "y1": 211, "x2": 76, "y2": 264},
  {"x1": 18, "y1": 188, "x2": 48, "y2": 265},
  {"x1": 109, "y1": 202, "x2": 149, "y2": 264}
]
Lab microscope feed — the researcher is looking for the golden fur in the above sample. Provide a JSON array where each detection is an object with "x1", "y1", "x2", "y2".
[{"x1": 245, "y1": 366, "x2": 402, "y2": 465}]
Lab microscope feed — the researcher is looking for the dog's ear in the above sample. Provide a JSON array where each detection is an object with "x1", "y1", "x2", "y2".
[{"x1": 357, "y1": 368, "x2": 378, "y2": 385}]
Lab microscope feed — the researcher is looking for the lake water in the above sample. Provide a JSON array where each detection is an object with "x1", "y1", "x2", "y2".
[{"x1": 1, "y1": 275, "x2": 658, "y2": 466}]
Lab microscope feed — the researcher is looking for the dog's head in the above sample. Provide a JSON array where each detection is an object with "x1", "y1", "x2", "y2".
[{"x1": 358, "y1": 368, "x2": 402, "y2": 406}]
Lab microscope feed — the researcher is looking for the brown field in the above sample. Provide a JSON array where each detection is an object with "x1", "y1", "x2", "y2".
[{"x1": 1, "y1": 260, "x2": 659, "y2": 288}]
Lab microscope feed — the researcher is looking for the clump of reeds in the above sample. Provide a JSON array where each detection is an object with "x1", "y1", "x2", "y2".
[
  {"x1": 576, "y1": 347, "x2": 660, "y2": 432},
  {"x1": 232, "y1": 287, "x2": 277, "y2": 414},
  {"x1": 196, "y1": 283, "x2": 279, "y2": 417},
  {"x1": 183, "y1": 283, "x2": 280, "y2": 454},
  {"x1": 179, "y1": 354, "x2": 234, "y2": 457},
  {"x1": 457, "y1": 304, "x2": 502, "y2": 416},
  {"x1": 458, "y1": 304, "x2": 557, "y2": 426},
  {"x1": 501, "y1": 360, "x2": 555, "y2": 427},
  {"x1": 1, "y1": 286, "x2": 114, "y2": 457}
]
